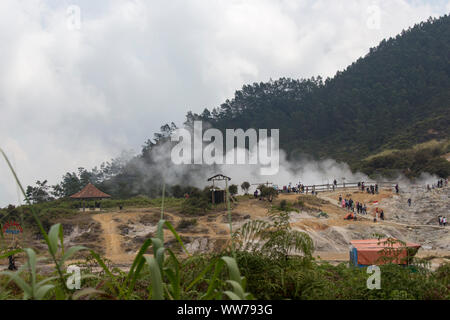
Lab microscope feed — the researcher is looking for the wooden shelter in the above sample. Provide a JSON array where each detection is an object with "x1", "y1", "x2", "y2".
[
  {"x1": 207, "y1": 174, "x2": 231, "y2": 205},
  {"x1": 70, "y1": 183, "x2": 111, "y2": 212}
]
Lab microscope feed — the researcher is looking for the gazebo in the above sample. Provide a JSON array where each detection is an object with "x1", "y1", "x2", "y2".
[{"x1": 70, "y1": 183, "x2": 111, "y2": 212}]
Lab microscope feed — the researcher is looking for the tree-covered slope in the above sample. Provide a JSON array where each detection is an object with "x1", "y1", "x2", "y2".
[
  {"x1": 22, "y1": 15, "x2": 450, "y2": 201},
  {"x1": 190, "y1": 15, "x2": 450, "y2": 164}
]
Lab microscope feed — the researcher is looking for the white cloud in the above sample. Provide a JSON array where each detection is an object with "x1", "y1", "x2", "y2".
[{"x1": 0, "y1": 0, "x2": 448, "y2": 206}]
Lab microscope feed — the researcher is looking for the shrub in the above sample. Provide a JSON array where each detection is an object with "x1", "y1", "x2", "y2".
[
  {"x1": 240, "y1": 182, "x2": 250, "y2": 194},
  {"x1": 228, "y1": 184, "x2": 238, "y2": 196}
]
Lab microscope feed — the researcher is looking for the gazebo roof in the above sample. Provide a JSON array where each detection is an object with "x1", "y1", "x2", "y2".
[
  {"x1": 70, "y1": 183, "x2": 111, "y2": 199},
  {"x1": 207, "y1": 174, "x2": 231, "y2": 181}
]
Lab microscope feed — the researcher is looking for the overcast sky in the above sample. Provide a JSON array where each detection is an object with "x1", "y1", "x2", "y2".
[{"x1": 1, "y1": 0, "x2": 449, "y2": 206}]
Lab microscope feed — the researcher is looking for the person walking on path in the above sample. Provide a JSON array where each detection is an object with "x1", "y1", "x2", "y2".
[{"x1": 407, "y1": 198, "x2": 412, "y2": 207}]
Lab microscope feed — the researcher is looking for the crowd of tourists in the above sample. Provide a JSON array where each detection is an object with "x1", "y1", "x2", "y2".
[
  {"x1": 427, "y1": 178, "x2": 448, "y2": 191},
  {"x1": 278, "y1": 183, "x2": 318, "y2": 195}
]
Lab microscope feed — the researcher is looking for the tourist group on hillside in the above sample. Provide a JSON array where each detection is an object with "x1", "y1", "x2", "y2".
[{"x1": 427, "y1": 178, "x2": 448, "y2": 191}]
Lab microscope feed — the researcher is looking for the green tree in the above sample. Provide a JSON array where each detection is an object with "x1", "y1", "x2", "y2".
[
  {"x1": 241, "y1": 181, "x2": 250, "y2": 194},
  {"x1": 228, "y1": 184, "x2": 238, "y2": 196},
  {"x1": 25, "y1": 180, "x2": 53, "y2": 204}
]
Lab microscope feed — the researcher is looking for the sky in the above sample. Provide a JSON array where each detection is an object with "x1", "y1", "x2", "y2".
[{"x1": 1, "y1": 0, "x2": 449, "y2": 207}]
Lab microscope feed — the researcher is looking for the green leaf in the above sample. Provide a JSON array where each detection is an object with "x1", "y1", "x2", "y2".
[
  {"x1": 24, "y1": 248, "x2": 37, "y2": 295},
  {"x1": 0, "y1": 249, "x2": 22, "y2": 259},
  {"x1": 127, "y1": 238, "x2": 152, "y2": 283},
  {"x1": 187, "y1": 258, "x2": 218, "y2": 291},
  {"x1": 144, "y1": 256, "x2": 164, "y2": 300},
  {"x1": 0, "y1": 271, "x2": 32, "y2": 298},
  {"x1": 223, "y1": 291, "x2": 241, "y2": 300},
  {"x1": 164, "y1": 221, "x2": 190, "y2": 255},
  {"x1": 89, "y1": 250, "x2": 114, "y2": 279},
  {"x1": 151, "y1": 238, "x2": 163, "y2": 258},
  {"x1": 225, "y1": 280, "x2": 245, "y2": 299},
  {"x1": 157, "y1": 219, "x2": 165, "y2": 243},
  {"x1": 60, "y1": 246, "x2": 87, "y2": 265},
  {"x1": 156, "y1": 247, "x2": 165, "y2": 270},
  {"x1": 48, "y1": 224, "x2": 62, "y2": 256},
  {"x1": 163, "y1": 249, "x2": 181, "y2": 300},
  {"x1": 200, "y1": 259, "x2": 224, "y2": 300},
  {"x1": 35, "y1": 284, "x2": 55, "y2": 300},
  {"x1": 221, "y1": 256, "x2": 242, "y2": 286}
]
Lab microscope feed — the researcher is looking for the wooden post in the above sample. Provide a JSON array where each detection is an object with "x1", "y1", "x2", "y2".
[
  {"x1": 225, "y1": 179, "x2": 229, "y2": 209},
  {"x1": 212, "y1": 180, "x2": 215, "y2": 205}
]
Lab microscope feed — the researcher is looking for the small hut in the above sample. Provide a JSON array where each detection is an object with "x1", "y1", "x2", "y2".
[
  {"x1": 207, "y1": 174, "x2": 231, "y2": 204},
  {"x1": 70, "y1": 183, "x2": 111, "y2": 212}
]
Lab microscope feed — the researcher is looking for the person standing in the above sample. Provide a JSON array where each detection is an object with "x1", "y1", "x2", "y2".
[
  {"x1": 443, "y1": 217, "x2": 447, "y2": 227},
  {"x1": 407, "y1": 198, "x2": 412, "y2": 207},
  {"x1": 438, "y1": 216, "x2": 442, "y2": 226},
  {"x1": 395, "y1": 184, "x2": 399, "y2": 194}
]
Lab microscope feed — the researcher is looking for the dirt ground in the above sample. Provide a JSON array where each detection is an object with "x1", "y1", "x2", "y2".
[
  {"x1": 85, "y1": 188, "x2": 450, "y2": 269},
  {"x1": 3, "y1": 186, "x2": 448, "y2": 271}
]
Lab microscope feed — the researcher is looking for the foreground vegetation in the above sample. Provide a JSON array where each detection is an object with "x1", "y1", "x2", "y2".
[
  {"x1": 2, "y1": 217, "x2": 449, "y2": 300},
  {"x1": 1, "y1": 149, "x2": 449, "y2": 300}
]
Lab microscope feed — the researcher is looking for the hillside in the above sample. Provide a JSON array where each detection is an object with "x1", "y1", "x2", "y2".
[
  {"x1": 21, "y1": 14, "x2": 450, "y2": 200},
  {"x1": 187, "y1": 15, "x2": 450, "y2": 175}
]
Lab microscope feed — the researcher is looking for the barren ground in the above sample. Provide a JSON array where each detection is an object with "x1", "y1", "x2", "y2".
[{"x1": 2, "y1": 186, "x2": 449, "y2": 271}]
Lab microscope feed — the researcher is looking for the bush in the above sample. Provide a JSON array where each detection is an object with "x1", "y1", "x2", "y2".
[
  {"x1": 181, "y1": 188, "x2": 211, "y2": 215},
  {"x1": 241, "y1": 182, "x2": 250, "y2": 194},
  {"x1": 228, "y1": 184, "x2": 238, "y2": 196}
]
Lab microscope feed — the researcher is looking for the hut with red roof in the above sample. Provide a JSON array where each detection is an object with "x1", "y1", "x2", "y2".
[{"x1": 70, "y1": 183, "x2": 111, "y2": 212}]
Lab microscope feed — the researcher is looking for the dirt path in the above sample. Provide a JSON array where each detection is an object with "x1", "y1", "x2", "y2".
[{"x1": 92, "y1": 212, "x2": 129, "y2": 263}]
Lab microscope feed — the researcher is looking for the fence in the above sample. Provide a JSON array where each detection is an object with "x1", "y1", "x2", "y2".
[{"x1": 281, "y1": 181, "x2": 398, "y2": 193}]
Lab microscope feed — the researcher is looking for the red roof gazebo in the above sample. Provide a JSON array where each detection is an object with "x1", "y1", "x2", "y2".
[{"x1": 70, "y1": 183, "x2": 111, "y2": 212}]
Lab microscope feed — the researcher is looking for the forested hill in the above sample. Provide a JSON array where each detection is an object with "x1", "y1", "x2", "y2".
[
  {"x1": 23, "y1": 15, "x2": 450, "y2": 202},
  {"x1": 187, "y1": 15, "x2": 450, "y2": 164}
]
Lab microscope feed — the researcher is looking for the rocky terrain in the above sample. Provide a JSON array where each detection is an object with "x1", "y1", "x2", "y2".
[{"x1": 2, "y1": 185, "x2": 448, "y2": 272}]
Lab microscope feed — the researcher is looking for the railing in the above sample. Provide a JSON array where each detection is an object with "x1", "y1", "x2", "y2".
[{"x1": 279, "y1": 181, "x2": 398, "y2": 193}]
